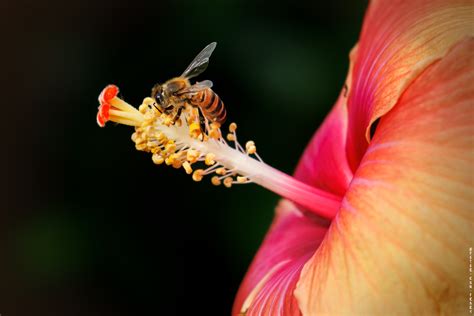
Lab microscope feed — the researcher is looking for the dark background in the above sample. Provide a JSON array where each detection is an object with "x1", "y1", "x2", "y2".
[{"x1": 1, "y1": 1, "x2": 366, "y2": 315}]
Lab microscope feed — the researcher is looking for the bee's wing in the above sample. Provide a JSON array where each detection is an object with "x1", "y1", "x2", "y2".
[
  {"x1": 181, "y1": 42, "x2": 217, "y2": 79},
  {"x1": 177, "y1": 80, "x2": 213, "y2": 95}
]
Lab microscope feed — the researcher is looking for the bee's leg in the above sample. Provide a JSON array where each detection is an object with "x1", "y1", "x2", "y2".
[
  {"x1": 197, "y1": 107, "x2": 207, "y2": 133},
  {"x1": 171, "y1": 106, "x2": 183, "y2": 124}
]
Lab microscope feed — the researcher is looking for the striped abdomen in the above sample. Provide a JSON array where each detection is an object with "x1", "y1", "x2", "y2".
[{"x1": 189, "y1": 88, "x2": 226, "y2": 124}]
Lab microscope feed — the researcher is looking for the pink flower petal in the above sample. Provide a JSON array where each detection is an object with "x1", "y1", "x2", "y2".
[
  {"x1": 232, "y1": 200, "x2": 328, "y2": 315},
  {"x1": 293, "y1": 93, "x2": 353, "y2": 197}
]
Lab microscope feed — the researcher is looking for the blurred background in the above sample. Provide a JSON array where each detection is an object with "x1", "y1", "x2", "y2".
[{"x1": 1, "y1": 0, "x2": 366, "y2": 315}]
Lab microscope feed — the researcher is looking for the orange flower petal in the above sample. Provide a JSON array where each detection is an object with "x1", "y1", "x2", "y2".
[
  {"x1": 295, "y1": 39, "x2": 474, "y2": 315},
  {"x1": 346, "y1": 0, "x2": 473, "y2": 170}
]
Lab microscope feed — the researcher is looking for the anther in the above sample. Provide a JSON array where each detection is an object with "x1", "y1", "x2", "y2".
[
  {"x1": 182, "y1": 161, "x2": 193, "y2": 174},
  {"x1": 223, "y1": 177, "x2": 233, "y2": 188},
  {"x1": 136, "y1": 143, "x2": 147, "y2": 151},
  {"x1": 142, "y1": 97, "x2": 155, "y2": 107},
  {"x1": 227, "y1": 133, "x2": 236, "y2": 142},
  {"x1": 152, "y1": 153, "x2": 164, "y2": 165},
  {"x1": 144, "y1": 111, "x2": 155, "y2": 121},
  {"x1": 237, "y1": 176, "x2": 247, "y2": 183},
  {"x1": 205, "y1": 153, "x2": 216, "y2": 166},
  {"x1": 209, "y1": 128, "x2": 220, "y2": 139},
  {"x1": 139, "y1": 104, "x2": 149, "y2": 113},
  {"x1": 165, "y1": 156, "x2": 174, "y2": 165},
  {"x1": 216, "y1": 167, "x2": 227, "y2": 175},
  {"x1": 189, "y1": 122, "x2": 201, "y2": 138},
  {"x1": 187, "y1": 149, "x2": 200, "y2": 163},
  {"x1": 229, "y1": 122, "x2": 237, "y2": 133},
  {"x1": 246, "y1": 141, "x2": 257, "y2": 154},
  {"x1": 165, "y1": 142, "x2": 176, "y2": 153},
  {"x1": 164, "y1": 115, "x2": 175, "y2": 126},
  {"x1": 192, "y1": 169, "x2": 204, "y2": 182},
  {"x1": 211, "y1": 176, "x2": 221, "y2": 186},
  {"x1": 172, "y1": 159, "x2": 183, "y2": 169}
]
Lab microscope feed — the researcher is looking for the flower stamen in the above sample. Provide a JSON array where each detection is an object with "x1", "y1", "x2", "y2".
[{"x1": 97, "y1": 85, "x2": 342, "y2": 219}]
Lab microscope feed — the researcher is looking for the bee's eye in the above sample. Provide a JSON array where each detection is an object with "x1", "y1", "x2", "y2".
[{"x1": 156, "y1": 92, "x2": 164, "y2": 104}]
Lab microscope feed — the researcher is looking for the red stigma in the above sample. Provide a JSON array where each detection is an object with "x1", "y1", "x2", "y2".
[
  {"x1": 97, "y1": 85, "x2": 119, "y2": 127},
  {"x1": 99, "y1": 85, "x2": 119, "y2": 103}
]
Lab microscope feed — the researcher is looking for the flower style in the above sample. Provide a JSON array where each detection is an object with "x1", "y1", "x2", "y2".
[
  {"x1": 96, "y1": 85, "x2": 144, "y2": 127},
  {"x1": 97, "y1": 0, "x2": 474, "y2": 314}
]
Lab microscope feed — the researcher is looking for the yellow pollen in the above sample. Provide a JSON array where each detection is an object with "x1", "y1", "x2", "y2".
[
  {"x1": 142, "y1": 97, "x2": 156, "y2": 108},
  {"x1": 151, "y1": 147, "x2": 161, "y2": 154},
  {"x1": 205, "y1": 153, "x2": 216, "y2": 165},
  {"x1": 186, "y1": 107, "x2": 200, "y2": 124},
  {"x1": 192, "y1": 169, "x2": 204, "y2": 182},
  {"x1": 182, "y1": 161, "x2": 193, "y2": 174},
  {"x1": 237, "y1": 176, "x2": 247, "y2": 183},
  {"x1": 246, "y1": 140, "x2": 257, "y2": 154},
  {"x1": 144, "y1": 111, "x2": 155, "y2": 121},
  {"x1": 166, "y1": 153, "x2": 180, "y2": 165},
  {"x1": 165, "y1": 142, "x2": 176, "y2": 153},
  {"x1": 152, "y1": 153, "x2": 164, "y2": 165},
  {"x1": 172, "y1": 159, "x2": 182, "y2": 169},
  {"x1": 165, "y1": 157, "x2": 174, "y2": 165},
  {"x1": 211, "y1": 176, "x2": 221, "y2": 186},
  {"x1": 223, "y1": 177, "x2": 233, "y2": 188},
  {"x1": 216, "y1": 167, "x2": 227, "y2": 176},
  {"x1": 136, "y1": 142, "x2": 147, "y2": 151},
  {"x1": 138, "y1": 104, "x2": 148, "y2": 113},
  {"x1": 189, "y1": 122, "x2": 201, "y2": 138},
  {"x1": 156, "y1": 132, "x2": 166, "y2": 141},
  {"x1": 187, "y1": 149, "x2": 200, "y2": 163},
  {"x1": 209, "y1": 128, "x2": 220, "y2": 139},
  {"x1": 107, "y1": 96, "x2": 264, "y2": 190},
  {"x1": 162, "y1": 114, "x2": 173, "y2": 126}
]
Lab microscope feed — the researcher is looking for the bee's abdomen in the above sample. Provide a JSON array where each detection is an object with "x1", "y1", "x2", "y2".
[{"x1": 191, "y1": 89, "x2": 226, "y2": 124}]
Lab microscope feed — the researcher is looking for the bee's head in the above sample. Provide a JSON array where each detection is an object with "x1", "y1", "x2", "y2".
[
  {"x1": 151, "y1": 84, "x2": 165, "y2": 106},
  {"x1": 151, "y1": 83, "x2": 175, "y2": 114}
]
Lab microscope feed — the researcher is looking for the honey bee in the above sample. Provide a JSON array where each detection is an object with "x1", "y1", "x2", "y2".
[{"x1": 151, "y1": 42, "x2": 226, "y2": 127}]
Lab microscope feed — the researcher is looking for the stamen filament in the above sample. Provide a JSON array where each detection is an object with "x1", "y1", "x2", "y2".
[{"x1": 149, "y1": 116, "x2": 341, "y2": 219}]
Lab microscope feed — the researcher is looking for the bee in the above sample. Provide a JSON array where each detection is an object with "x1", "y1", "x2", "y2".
[{"x1": 151, "y1": 42, "x2": 226, "y2": 128}]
